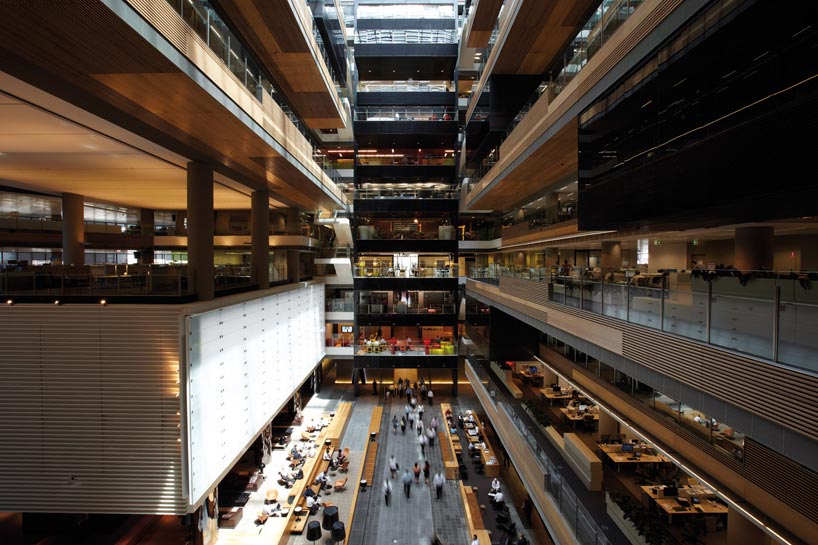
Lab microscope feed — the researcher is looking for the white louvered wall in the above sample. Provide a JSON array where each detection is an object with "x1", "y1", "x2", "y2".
[{"x1": 0, "y1": 304, "x2": 185, "y2": 514}]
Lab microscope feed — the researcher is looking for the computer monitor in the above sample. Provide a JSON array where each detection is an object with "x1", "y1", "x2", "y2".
[
  {"x1": 552, "y1": 386, "x2": 561, "y2": 393},
  {"x1": 529, "y1": 366, "x2": 539, "y2": 374},
  {"x1": 578, "y1": 404, "x2": 588, "y2": 412},
  {"x1": 663, "y1": 486, "x2": 678, "y2": 497},
  {"x1": 631, "y1": 439, "x2": 639, "y2": 445},
  {"x1": 677, "y1": 498, "x2": 691, "y2": 507},
  {"x1": 621, "y1": 443, "x2": 634, "y2": 452}
]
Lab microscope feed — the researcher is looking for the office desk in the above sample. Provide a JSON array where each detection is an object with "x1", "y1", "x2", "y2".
[
  {"x1": 646, "y1": 492, "x2": 728, "y2": 524},
  {"x1": 598, "y1": 444, "x2": 670, "y2": 471},
  {"x1": 560, "y1": 408, "x2": 599, "y2": 428},
  {"x1": 541, "y1": 389, "x2": 573, "y2": 405},
  {"x1": 520, "y1": 371, "x2": 544, "y2": 386}
]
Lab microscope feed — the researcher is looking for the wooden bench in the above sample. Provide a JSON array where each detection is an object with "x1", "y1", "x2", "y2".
[
  {"x1": 288, "y1": 457, "x2": 331, "y2": 534},
  {"x1": 362, "y1": 406, "x2": 383, "y2": 484},
  {"x1": 325, "y1": 401, "x2": 353, "y2": 444},
  {"x1": 439, "y1": 431, "x2": 458, "y2": 480},
  {"x1": 459, "y1": 482, "x2": 491, "y2": 545}
]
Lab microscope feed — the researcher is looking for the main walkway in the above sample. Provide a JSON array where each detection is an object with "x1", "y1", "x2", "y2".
[{"x1": 349, "y1": 392, "x2": 470, "y2": 545}]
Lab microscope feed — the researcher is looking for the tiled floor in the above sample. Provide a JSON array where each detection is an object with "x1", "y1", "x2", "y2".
[{"x1": 349, "y1": 395, "x2": 469, "y2": 545}]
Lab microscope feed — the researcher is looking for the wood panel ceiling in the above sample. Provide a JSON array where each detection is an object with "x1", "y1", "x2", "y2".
[
  {"x1": 466, "y1": 118, "x2": 578, "y2": 211},
  {"x1": 216, "y1": 0, "x2": 347, "y2": 129},
  {"x1": 466, "y1": 0, "x2": 505, "y2": 48},
  {"x1": 494, "y1": 0, "x2": 599, "y2": 75},
  {"x1": 0, "y1": 0, "x2": 343, "y2": 212}
]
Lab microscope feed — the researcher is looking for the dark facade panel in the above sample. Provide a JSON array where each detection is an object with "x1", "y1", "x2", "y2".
[
  {"x1": 354, "y1": 198, "x2": 458, "y2": 214},
  {"x1": 356, "y1": 313, "x2": 457, "y2": 327},
  {"x1": 356, "y1": 239, "x2": 458, "y2": 253},
  {"x1": 353, "y1": 355, "x2": 458, "y2": 369},
  {"x1": 354, "y1": 278, "x2": 458, "y2": 291},
  {"x1": 356, "y1": 164, "x2": 456, "y2": 179},
  {"x1": 354, "y1": 120, "x2": 459, "y2": 135},
  {"x1": 357, "y1": 92, "x2": 456, "y2": 106}
]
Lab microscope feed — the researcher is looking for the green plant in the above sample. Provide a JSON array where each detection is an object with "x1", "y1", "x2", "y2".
[
  {"x1": 521, "y1": 398, "x2": 551, "y2": 427},
  {"x1": 607, "y1": 489, "x2": 671, "y2": 545}
]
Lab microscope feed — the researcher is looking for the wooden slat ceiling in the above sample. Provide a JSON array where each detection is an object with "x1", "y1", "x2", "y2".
[
  {"x1": 467, "y1": 119, "x2": 578, "y2": 211},
  {"x1": 494, "y1": 0, "x2": 599, "y2": 75},
  {"x1": 466, "y1": 0, "x2": 505, "y2": 48},
  {"x1": 216, "y1": 0, "x2": 346, "y2": 129},
  {"x1": 0, "y1": 0, "x2": 342, "y2": 212}
]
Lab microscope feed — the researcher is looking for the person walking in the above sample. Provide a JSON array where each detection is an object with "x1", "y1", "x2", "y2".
[
  {"x1": 522, "y1": 495, "x2": 533, "y2": 525},
  {"x1": 423, "y1": 460, "x2": 431, "y2": 484},
  {"x1": 402, "y1": 469, "x2": 412, "y2": 498},
  {"x1": 426, "y1": 426, "x2": 435, "y2": 447},
  {"x1": 419, "y1": 433, "x2": 427, "y2": 457},
  {"x1": 427, "y1": 387, "x2": 434, "y2": 405},
  {"x1": 383, "y1": 479, "x2": 392, "y2": 506},
  {"x1": 417, "y1": 418, "x2": 424, "y2": 437},
  {"x1": 392, "y1": 415, "x2": 398, "y2": 434},
  {"x1": 413, "y1": 462, "x2": 421, "y2": 484},
  {"x1": 400, "y1": 416, "x2": 407, "y2": 435},
  {"x1": 418, "y1": 402, "x2": 424, "y2": 421},
  {"x1": 430, "y1": 416, "x2": 438, "y2": 433},
  {"x1": 406, "y1": 386, "x2": 413, "y2": 404},
  {"x1": 433, "y1": 472, "x2": 445, "y2": 499},
  {"x1": 408, "y1": 411, "x2": 415, "y2": 430},
  {"x1": 389, "y1": 455, "x2": 398, "y2": 479},
  {"x1": 397, "y1": 377, "x2": 403, "y2": 396}
]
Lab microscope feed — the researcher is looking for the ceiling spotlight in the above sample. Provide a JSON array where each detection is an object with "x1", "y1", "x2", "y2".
[
  {"x1": 5, "y1": 299, "x2": 12, "y2": 305},
  {"x1": 99, "y1": 299, "x2": 107, "y2": 306},
  {"x1": 53, "y1": 300, "x2": 61, "y2": 305},
  {"x1": 413, "y1": 218, "x2": 419, "y2": 224}
]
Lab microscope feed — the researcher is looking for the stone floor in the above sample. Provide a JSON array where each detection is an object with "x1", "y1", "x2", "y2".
[{"x1": 349, "y1": 393, "x2": 470, "y2": 545}]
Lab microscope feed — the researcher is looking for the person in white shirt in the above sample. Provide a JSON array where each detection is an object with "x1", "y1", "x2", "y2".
[
  {"x1": 471, "y1": 535, "x2": 480, "y2": 545},
  {"x1": 491, "y1": 478, "x2": 501, "y2": 493},
  {"x1": 389, "y1": 455, "x2": 398, "y2": 479},
  {"x1": 492, "y1": 491, "x2": 504, "y2": 504},
  {"x1": 306, "y1": 494, "x2": 319, "y2": 514},
  {"x1": 433, "y1": 472, "x2": 445, "y2": 499},
  {"x1": 427, "y1": 388, "x2": 434, "y2": 405}
]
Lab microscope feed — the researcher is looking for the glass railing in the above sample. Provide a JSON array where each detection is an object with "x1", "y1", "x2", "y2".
[
  {"x1": 354, "y1": 188, "x2": 459, "y2": 199},
  {"x1": 355, "y1": 28, "x2": 457, "y2": 44},
  {"x1": 163, "y1": 0, "x2": 343, "y2": 185},
  {"x1": 354, "y1": 266, "x2": 459, "y2": 278},
  {"x1": 356, "y1": 154, "x2": 455, "y2": 166},
  {"x1": 477, "y1": 268, "x2": 818, "y2": 374},
  {"x1": 357, "y1": 303, "x2": 455, "y2": 315},
  {"x1": 0, "y1": 264, "x2": 192, "y2": 296},
  {"x1": 355, "y1": 339, "x2": 457, "y2": 355},
  {"x1": 326, "y1": 298, "x2": 354, "y2": 312},
  {"x1": 358, "y1": 81, "x2": 452, "y2": 92},
  {"x1": 325, "y1": 334, "x2": 353, "y2": 347},
  {"x1": 354, "y1": 107, "x2": 456, "y2": 121},
  {"x1": 466, "y1": 358, "x2": 612, "y2": 545}
]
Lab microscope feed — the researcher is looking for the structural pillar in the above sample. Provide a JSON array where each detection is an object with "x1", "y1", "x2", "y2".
[
  {"x1": 187, "y1": 162, "x2": 215, "y2": 301},
  {"x1": 451, "y1": 367, "x2": 458, "y2": 397},
  {"x1": 734, "y1": 226, "x2": 774, "y2": 271},
  {"x1": 543, "y1": 191, "x2": 560, "y2": 222},
  {"x1": 175, "y1": 211, "x2": 187, "y2": 236},
  {"x1": 139, "y1": 208, "x2": 155, "y2": 264},
  {"x1": 61, "y1": 192, "x2": 85, "y2": 265},
  {"x1": 600, "y1": 240, "x2": 622, "y2": 271},
  {"x1": 251, "y1": 189, "x2": 270, "y2": 289},
  {"x1": 285, "y1": 208, "x2": 301, "y2": 283}
]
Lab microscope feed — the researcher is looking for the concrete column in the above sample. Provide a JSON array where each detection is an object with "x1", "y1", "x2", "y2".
[
  {"x1": 287, "y1": 251, "x2": 301, "y2": 283},
  {"x1": 187, "y1": 162, "x2": 215, "y2": 301},
  {"x1": 285, "y1": 208, "x2": 301, "y2": 235},
  {"x1": 734, "y1": 226, "x2": 774, "y2": 270},
  {"x1": 139, "y1": 209, "x2": 155, "y2": 264},
  {"x1": 451, "y1": 367, "x2": 458, "y2": 397},
  {"x1": 175, "y1": 211, "x2": 187, "y2": 236},
  {"x1": 544, "y1": 192, "x2": 559, "y2": 222},
  {"x1": 600, "y1": 240, "x2": 622, "y2": 271},
  {"x1": 251, "y1": 190, "x2": 270, "y2": 289},
  {"x1": 61, "y1": 193, "x2": 85, "y2": 265}
]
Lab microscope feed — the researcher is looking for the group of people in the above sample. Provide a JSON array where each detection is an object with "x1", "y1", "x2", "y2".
[
  {"x1": 383, "y1": 458, "x2": 446, "y2": 503},
  {"x1": 394, "y1": 377, "x2": 435, "y2": 406}
]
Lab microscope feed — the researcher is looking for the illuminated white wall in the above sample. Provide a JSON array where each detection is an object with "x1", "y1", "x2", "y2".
[{"x1": 185, "y1": 284, "x2": 325, "y2": 505}]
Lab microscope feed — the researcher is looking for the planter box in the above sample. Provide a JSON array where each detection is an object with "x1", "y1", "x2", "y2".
[{"x1": 606, "y1": 492, "x2": 650, "y2": 545}]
